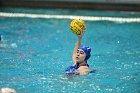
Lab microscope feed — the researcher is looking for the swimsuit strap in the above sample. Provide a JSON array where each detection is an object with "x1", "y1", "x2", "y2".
[{"x1": 74, "y1": 63, "x2": 80, "y2": 69}]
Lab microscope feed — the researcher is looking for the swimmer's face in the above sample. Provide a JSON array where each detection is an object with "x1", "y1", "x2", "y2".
[{"x1": 76, "y1": 49, "x2": 86, "y2": 63}]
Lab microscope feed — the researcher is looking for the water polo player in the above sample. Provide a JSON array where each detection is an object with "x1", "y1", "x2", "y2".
[
  {"x1": 66, "y1": 19, "x2": 92, "y2": 76},
  {"x1": 66, "y1": 34, "x2": 92, "y2": 76}
]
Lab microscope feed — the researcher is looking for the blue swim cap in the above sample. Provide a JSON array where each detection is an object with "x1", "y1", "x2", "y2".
[{"x1": 79, "y1": 45, "x2": 91, "y2": 60}]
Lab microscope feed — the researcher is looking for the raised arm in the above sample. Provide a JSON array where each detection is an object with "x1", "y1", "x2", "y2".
[{"x1": 72, "y1": 36, "x2": 82, "y2": 65}]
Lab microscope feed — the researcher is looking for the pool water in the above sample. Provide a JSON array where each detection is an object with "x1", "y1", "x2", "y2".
[{"x1": 0, "y1": 7, "x2": 140, "y2": 93}]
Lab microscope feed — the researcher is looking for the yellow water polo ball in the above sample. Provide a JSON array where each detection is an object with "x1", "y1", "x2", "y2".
[{"x1": 70, "y1": 18, "x2": 86, "y2": 35}]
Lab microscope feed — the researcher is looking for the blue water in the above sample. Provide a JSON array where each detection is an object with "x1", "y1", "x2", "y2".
[{"x1": 0, "y1": 8, "x2": 140, "y2": 93}]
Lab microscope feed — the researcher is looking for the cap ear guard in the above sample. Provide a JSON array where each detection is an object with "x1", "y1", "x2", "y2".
[
  {"x1": 85, "y1": 48, "x2": 91, "y2": 60},
  {"x1": 85, "y1": 55, "x2": 90, "y2": 60}
]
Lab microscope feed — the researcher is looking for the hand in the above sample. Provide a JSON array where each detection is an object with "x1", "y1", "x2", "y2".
[{"x1": 77, "y1": 30, "x2": 85, "y2": 38}]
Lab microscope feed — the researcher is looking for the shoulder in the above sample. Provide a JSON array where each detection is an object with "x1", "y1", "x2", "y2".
[
  {"x1": 78, "y1": 66, "x2": 91, "y2": 75},
  {"x1": 78, "y1": 66, "x2": 91, "y2": 71}
]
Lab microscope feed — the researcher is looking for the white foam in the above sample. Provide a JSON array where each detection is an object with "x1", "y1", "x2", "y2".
[
  {"x1": 0, "y1": 12, "x2": 140, "y2": 23},
  {"x1": 0, "y1": 88, "x2": 16, "y2": 93}
]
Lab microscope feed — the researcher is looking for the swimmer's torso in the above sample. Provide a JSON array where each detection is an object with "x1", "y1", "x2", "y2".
[{"x1": 66, "y1": 63, "x2": 91, "y2": 76}]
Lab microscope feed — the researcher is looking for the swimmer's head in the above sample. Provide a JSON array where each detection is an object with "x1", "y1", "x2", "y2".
[{"x1": 79, "y1": 45, "x2": 91, "y2": 61}]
